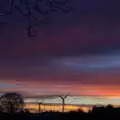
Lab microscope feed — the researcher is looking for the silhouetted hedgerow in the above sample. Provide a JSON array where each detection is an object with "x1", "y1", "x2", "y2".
[{"x1": 0, "y1": 104, "x2": 119, "y2": 120}]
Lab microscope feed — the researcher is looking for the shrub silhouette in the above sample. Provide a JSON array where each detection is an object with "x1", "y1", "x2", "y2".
[{"x1": 0, "y1": 92, "x2": 24, "y2": 114}]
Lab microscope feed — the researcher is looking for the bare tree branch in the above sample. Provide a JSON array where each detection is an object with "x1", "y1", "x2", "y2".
[
  {"x1": 0, "y1": 0, "x2": 71, "y2": 37},
  {"x1": 58, "y1": 95, "x2": 68, "y2": 112}
]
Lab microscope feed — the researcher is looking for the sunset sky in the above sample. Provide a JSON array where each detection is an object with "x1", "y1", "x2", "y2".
[{"x1": 0, "y1": 0, "x2": 120, "y2": 105}]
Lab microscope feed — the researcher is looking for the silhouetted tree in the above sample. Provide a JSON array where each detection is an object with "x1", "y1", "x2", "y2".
[
  {"x1": 106, "y1": 104, "x2": 113, "y2": 109},
  {"x1": 0, "y1": 0, "x2": 71, "y2": 37},
  {"x1": 0, "y1": 92, "x2": 24, "y2": 114},
  {"x1": 58, "y1": 95, "x2": 68, "y2": 112}
]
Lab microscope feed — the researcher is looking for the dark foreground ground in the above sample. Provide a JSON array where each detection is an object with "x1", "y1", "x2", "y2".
[{"x1": 1, "y1": 105, "x2": 120, "y2": 120}]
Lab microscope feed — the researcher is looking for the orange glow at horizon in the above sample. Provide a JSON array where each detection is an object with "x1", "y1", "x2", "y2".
[{"x1": 24, "y1": 104, "x2": 91, "y2": 113}]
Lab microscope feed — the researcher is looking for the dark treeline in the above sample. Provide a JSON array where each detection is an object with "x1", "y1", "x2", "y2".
[
  {"x1": 0, "y1": 105, "x2": 120, "y2": 120},
  {"x1": 0, "y1": 93, "x2": 119, "y2": 120}
]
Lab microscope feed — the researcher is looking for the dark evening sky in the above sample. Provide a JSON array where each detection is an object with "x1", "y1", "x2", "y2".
[{"x1": 1, "y1": 0, "x2": 120, "y2": 104}]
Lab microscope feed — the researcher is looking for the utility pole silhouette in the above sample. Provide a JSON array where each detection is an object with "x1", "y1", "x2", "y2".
[
  {"x1": 38, "y1": 102, "x2": 42, "y2": 113},
  {"x1": 36, "y1": 99, "x2": 42, "y2": 113}
]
